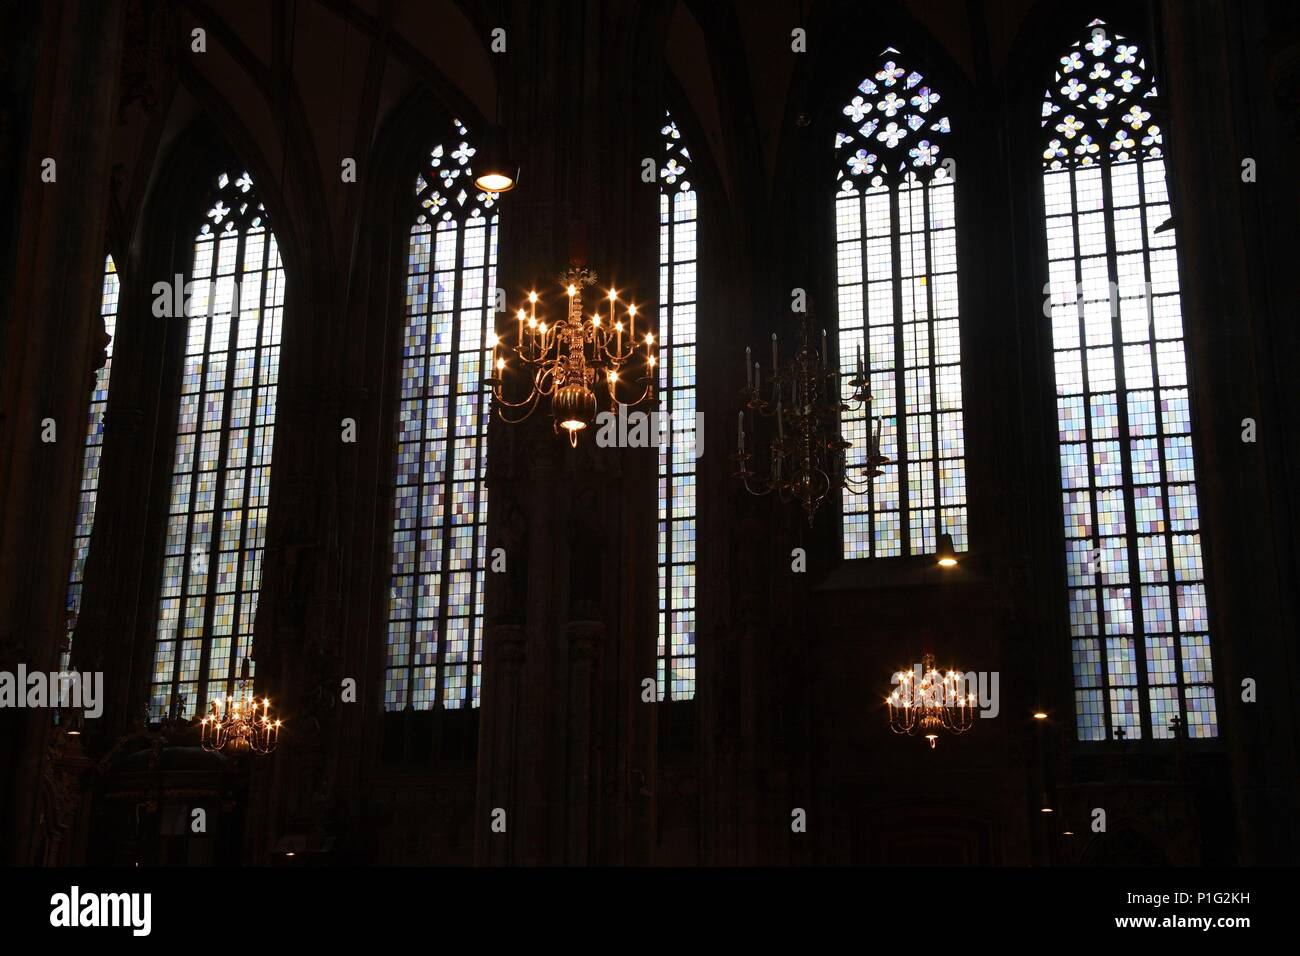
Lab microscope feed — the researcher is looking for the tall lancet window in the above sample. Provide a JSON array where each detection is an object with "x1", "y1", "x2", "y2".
[
  {"x1": 1041, "y1": 20, "x2": 1217, "y2": 741},
  {"x1": 832, "y1": 49, "x2": 966, "y2": 560},
  {"x1": 63, "y1": 254, "x2": 120, "y2": 668},
  {"x1": 384, "y1": 120, "x2": 498, "y2": 712},
  {"x1": 151, "y1": 170, "x2": 283, "y2": 719},
  {"x1": 657, "y1": 111, "x2": 697, "y2": 701}
]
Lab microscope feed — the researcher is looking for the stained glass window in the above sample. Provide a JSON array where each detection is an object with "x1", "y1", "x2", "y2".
[
  {"x1": 1041, "y1": 19, "x2": 1217, "y2": 741},
  {"x1": 833, "y1": 49, "x2": 967, "y2": 560},
  {"x1": 383, "y1": 120, "x2": 498, "y2": 711},
  {"x1": 151, "y1": 170, "x2": 283, "y2": 720},
  {"x1": 657, "y1": 112, "x2": 697, "y2": 701},
  {"x1": 62, "y1": 254, "x2": 119, "y2": 669}
]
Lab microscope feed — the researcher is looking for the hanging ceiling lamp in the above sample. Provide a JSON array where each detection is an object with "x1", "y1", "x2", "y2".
[
  {"x1": 473, "y1": 123, "x2": 517, "y2": 193},
  {"x1": 936, "y1": 532, "x2": 958, "y2": 567},
  {"x1": 474, "y1": 61, "x2": 517, "y2": 193}
]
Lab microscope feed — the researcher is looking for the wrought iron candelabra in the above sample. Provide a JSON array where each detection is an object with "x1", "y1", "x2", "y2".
[
  {"x1": 488, "y1": 267, "x2": 657, "y2": 446},
  {"x1": 732, "y1": 309, "x2": 890, "y2": 523}
]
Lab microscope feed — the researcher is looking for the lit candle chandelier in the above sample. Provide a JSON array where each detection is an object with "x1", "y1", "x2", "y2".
[
  {"x1": 199, "y1": 660, "x2": 282, "y2": 754},
  {"x1": 489, "y1": 267, "x2": 657, "y2": 446},
  {"x1": 733, "y1": 309, "x2": 889, "y2": 523},
  {"x1": 886, "y1": 653, "x2": 975, "y2": 749}
]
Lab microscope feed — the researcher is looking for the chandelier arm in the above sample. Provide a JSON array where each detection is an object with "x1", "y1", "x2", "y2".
[
  {"x1": 604, "y1": 376, "x2": 640, "y2": 408},
  {"x1": 521, "y1": 328, "x2": 557, "y2": 364},
  {"x1": 601, "y1": 339, "x2": 636, "y2": 364},
  {"x1": 495, "y1": 391, "x2": 542, "y2": 425},
  {"x1": 514, "y1": 336, "x2": 548, "y2": 364},
  {"x1": 540, "y1": 365, "x2": 564, "y2": 396},
  {"x1": 491, "y1": 383, "x2": 542, "y2": 410},
  {"x1": 738, "y1": 475, "x2": 776, "y2": 497},
  {"x1": 604, "y1": 370, "x2": 656, "y2": 409}
]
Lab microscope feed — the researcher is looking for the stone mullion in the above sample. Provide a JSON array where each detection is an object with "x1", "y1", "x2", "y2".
[
  {"x1": 1064, "y1": 162, "x2": 1107, "y2": 738},
  {"x1": 195, "y1": 226, "x2": 249, "y2": 715},
  {"x1": 1097, "y1": 161, "x2": 1152, "y2": 739}
]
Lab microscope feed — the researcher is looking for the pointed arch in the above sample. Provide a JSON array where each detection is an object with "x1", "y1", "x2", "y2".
[
  {"x1": 1039, "y1": 19, "x2": 1217, "y2": 741},
  {"x1": 832, "y1": 48, "x2": 966, "y2": 560},
  {"x1": 150, "y1": 168, "x2": 284, "y2": 720},
  {"x1": 657, "y1": 110, "x2": 697, "y2": 701},
  {"x1": 383, "y1": 118, "x2": 499, "y2": 711}
]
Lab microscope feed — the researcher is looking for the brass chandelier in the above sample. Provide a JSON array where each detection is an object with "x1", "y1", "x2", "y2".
[
  {"x1": 199, "y1": 694, "x2": 282, "y2": 754},
  {"x1": 198, "y1": 659, "x2": 282, "y2": 754},
  {"x1": 886, "y1": 653, "x2": 975, "y2": 749},
  {"x1": 733, "y1": 309, "x2": 889, "y2": 523},
  {"x1": 489, "y1": 267, "x2": 657, "y2": 446}
]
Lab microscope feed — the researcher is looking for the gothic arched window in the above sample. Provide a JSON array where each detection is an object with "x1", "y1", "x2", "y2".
[
  {"x1": 63, "y1": 254, "x2": 119, "y2": 668},
  {"x1": 657, "y1": 111, "x2": 697, "y2": 701},
  {"x1": 151, "y1": 170, "x2": 283, "y2": 719},
  {"x1": 384, "y1": 120, "x2": 498, "y2": 711},
  {"x1": 832, "y1": 49, "x2": 966, "y2": 560},
  {"x1": 1041, "y1": 20, "x2": 1217, "y2": 740}
]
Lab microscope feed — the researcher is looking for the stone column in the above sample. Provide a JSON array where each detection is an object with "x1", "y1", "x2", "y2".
[
  {"x1": 0, "y1": 0, "x2": 125, "y2": 865},
  {"x1": 1159, "y1": 0, "x2": 1300, "y2": 862},
  {"x1": 564, "y1": 619, "x2": 603, "y2": 863},
  {"x1": 476, "y1": 623, "x2": 526, "y2": 864}
]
